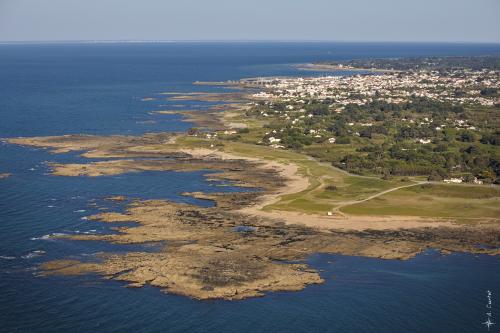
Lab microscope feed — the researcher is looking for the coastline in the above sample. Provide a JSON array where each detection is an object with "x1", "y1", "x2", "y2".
[
  {"x1": 295, "y1": 63, "x2": 400, "y2": 73},
  {"x1": 4, "y1": 73, "x2": 499, "y2": 301},
  {"x1": 182, "y1": 147, "x2": 459, "y2": 231}
]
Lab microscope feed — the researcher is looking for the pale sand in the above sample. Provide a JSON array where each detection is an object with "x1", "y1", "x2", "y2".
[{"x1": 178, "y1": 148, "x2": 458, "y2": 231}]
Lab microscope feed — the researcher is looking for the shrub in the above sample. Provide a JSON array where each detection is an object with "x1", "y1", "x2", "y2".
[{"x1": 336, "y1": 137, "x2": 351, "y2": 144}]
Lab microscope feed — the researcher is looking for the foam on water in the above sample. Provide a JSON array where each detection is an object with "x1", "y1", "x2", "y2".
[
  {"x1": 30, "y1": 233, "x2": 69, "y2": 241},
  {"x1": 21, "y1": 250, "x2": 46, "y2": 260},
  {"x1": 0, "y1": 256, "x2": 16, "y2": 260}
]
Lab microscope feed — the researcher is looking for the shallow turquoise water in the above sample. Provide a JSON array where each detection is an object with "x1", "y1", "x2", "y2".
[{"x1": 0, "y1": 42, "x2": 499, "y2": 332}]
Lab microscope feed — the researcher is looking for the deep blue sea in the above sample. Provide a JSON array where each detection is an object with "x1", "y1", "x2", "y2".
[{"x1": 0, "y1": 42, "x2": 499, "y2": 333}]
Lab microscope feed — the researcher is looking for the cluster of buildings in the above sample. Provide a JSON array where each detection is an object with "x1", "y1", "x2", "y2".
[
  {"x1": 242, "y1": 68, "x2": 499, "y2": 150},
  {"x1": 444, "y1": 177, "x2": 484, "y2": 185},
  {"x1": 248, "y1": 69, "x2": 499, "y2": 107}
]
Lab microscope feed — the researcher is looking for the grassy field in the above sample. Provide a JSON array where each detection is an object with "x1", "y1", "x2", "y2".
[
  {"x1": 341, "y1": 183, "x2": 500, "y2": 220},
  {"x1": 178, "y1": 137, "x2": 413, "y2": 214},
  {"x1": 176, "y1": 129, "x2": 499, "y2": 222}
]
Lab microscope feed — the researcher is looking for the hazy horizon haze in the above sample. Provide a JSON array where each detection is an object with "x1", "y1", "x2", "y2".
[{"x1": 1, "y1": 0, "x2": 499, "y2": 43}]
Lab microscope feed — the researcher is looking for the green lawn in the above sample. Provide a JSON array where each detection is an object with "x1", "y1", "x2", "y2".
[{"x1": 341, "y1": 184, "x2": 500, "y2": 219}]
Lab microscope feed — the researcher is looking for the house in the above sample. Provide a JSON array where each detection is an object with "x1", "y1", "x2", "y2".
[{"x1": 328, "y1": 137, "x2": 336, "y2": 144}]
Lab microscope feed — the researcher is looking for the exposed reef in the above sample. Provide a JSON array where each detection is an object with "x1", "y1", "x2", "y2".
[
  {"x1": 154, "y1": 109, "x2": 226, "y2": 131},
  {"x1": 6, "y1": 84, "x2": 500, "y2": 300},
  {"x1": 10, "y1": 133, "x2": 497, "y2": 300},
  {"x1": 161, "y1": 91, "x2": 251, "y2": 103},
  {"x1": 42, "y1": 191, "x2": 499, "y2": 300},
  {"x1": 0, "y1": 173, "x2": 11, "y2": 179}
]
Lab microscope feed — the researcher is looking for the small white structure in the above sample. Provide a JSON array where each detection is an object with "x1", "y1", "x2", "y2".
[
  {"x1": 328, "y1": 137, "x2": 336, "y2": 144},
  {"x1": 444, "y1": 178, "x2": 463, "y2": 184}
]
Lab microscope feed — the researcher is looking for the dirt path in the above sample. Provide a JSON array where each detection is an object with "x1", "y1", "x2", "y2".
[{"x1": 332, "y1": 181, "x2": 429, "y2": 214}]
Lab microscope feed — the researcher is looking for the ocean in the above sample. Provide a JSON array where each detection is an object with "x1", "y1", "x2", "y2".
[{"x1": 0, "y1": 42, "x2": 499, "y2": 332}]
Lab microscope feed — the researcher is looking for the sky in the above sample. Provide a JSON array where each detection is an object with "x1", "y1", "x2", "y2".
[{"x1": 1, "y1": 0, "x2": 499, "y2": 43}]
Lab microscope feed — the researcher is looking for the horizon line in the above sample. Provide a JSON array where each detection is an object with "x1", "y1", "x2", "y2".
[{"x1": 1, "y1": 39, "x2": 500, "y2": 45}]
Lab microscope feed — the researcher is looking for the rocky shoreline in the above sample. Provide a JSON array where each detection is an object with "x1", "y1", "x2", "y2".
[
  {"x1": 5, "y1": 84, "x2": 499, "y2": 300},
  {"x1": 5, "y1": 131, "x2": 499, "y2": 300}
]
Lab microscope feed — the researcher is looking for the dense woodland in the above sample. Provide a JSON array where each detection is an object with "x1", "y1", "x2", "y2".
[
  {"x1": 322, "y1": 56, "x2": 500, "y2": 71},
  {"x1": 243, "y1": 99, "x2": 499, "y2": 182}
]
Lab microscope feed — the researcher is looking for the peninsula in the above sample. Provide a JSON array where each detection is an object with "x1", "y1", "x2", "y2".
[{"x1": 7, "y1": 56, "x2": 500, "y2": 300}]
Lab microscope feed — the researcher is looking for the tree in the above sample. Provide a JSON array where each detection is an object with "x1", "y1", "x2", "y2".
[
  {"x1": 428, "y1": 170, "x2": 443, "y2": 181},
  {"x1": 187, "y1": 127, "x2": 200, "y2": 136},
  {"x1": 459, "y1": 131, "x2": 475, "y2": 142},
  {"x1": 382, "y1": 170, "x2": 391, "y2": 180},
  {"x1": 480, "y1": 88, "x2": 497, "y2": 96},
  {"x1": 480, "y1": 132, "x2": 500, "y2": 145},
  {"x1": 336, "y1": 137, "x2": 351, "y2": 144},
  {"x1": 463, "y1": 174, "x2": 476, "y2": 183}
]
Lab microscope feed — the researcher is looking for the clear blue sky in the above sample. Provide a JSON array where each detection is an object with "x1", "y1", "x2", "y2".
[{"x1": 1, "y1": 0, "x2": 499, "y2": 43}]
